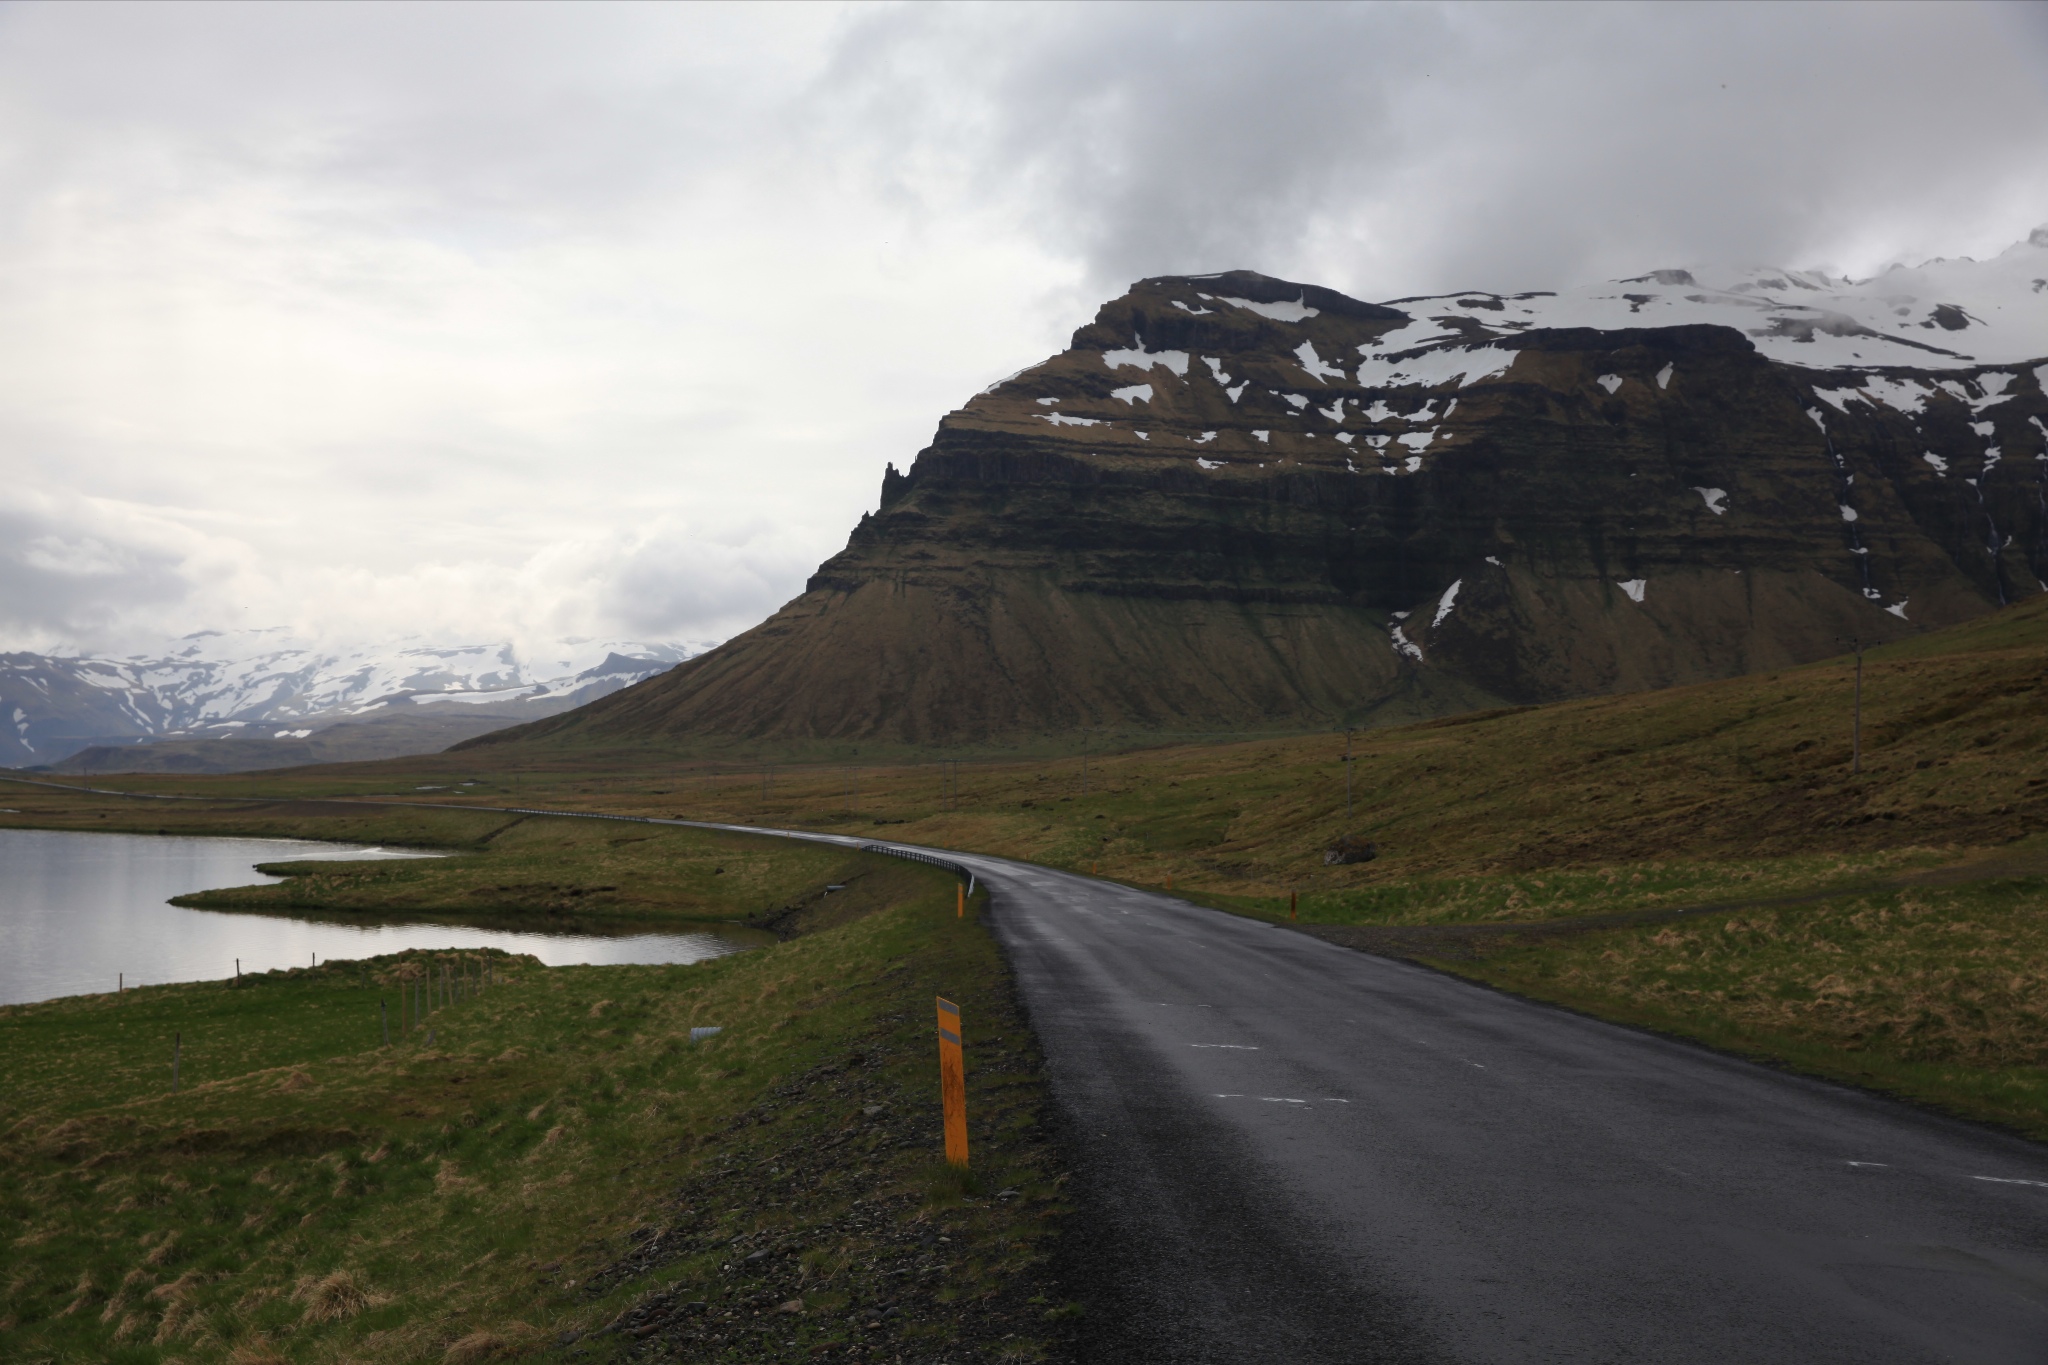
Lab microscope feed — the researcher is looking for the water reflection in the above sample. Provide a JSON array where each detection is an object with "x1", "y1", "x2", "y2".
[{"x1": 0, "y1": 828, "x2": 760, "y2": 1006}]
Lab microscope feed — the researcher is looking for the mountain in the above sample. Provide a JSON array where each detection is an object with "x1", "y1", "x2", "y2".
[
  {"x1": 1, "y1": 633, "x2": 708, "y2": 770},
  {"x1": 474, "y1": 233, "x2": 2042, "y2": 753}
]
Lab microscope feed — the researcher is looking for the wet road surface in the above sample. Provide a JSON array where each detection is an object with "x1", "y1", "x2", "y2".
[{"x1": 870, "y1": 843, "x2": 2048, "y2": 1364}]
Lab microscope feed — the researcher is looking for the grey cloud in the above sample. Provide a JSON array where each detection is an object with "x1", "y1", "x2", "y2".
[
  {"x1": 814, "y1": 2, "x2": 2048, "y2": 297},
  {"x1": 594, "y1": 523, "x2": 820, "y2": 643},
  {"x1": 0, "y1": 2, "x2": 807, "y2": 251},
  {"x1": 0, "y1": 506, "x2": 195, "y2": 643}
]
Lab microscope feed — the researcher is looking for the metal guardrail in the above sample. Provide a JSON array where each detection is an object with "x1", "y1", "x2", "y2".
[{"x1": 859, "y1": 842, "x2": 976, "y2": 897}]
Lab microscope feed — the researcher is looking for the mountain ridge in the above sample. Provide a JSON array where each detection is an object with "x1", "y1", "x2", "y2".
[
  {"x1": 429, "y1": 241, "x2": 2048, "y2": 751},
  {"x1": 1, "y1": 632, "x2": 710, "y2": 768}
]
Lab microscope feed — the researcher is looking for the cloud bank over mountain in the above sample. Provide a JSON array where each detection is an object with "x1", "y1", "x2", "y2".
[{"x1": 1, "y1": 1, "x2": 2043, "y2": 655}]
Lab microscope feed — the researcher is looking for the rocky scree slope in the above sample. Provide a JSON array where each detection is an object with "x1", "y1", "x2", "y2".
[{"x1": 478, "y1": 241, "x2": 2048, "y2": 750}]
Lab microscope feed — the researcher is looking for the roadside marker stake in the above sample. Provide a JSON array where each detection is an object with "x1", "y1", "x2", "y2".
[
  {"x1": 957, "y1": 883, "x2": 965, "y2": 918},
  {"x1": 1291, "y1": 891, "x2": 1298, "y2": 921},
  {"x1": 936, "y1": 997, "x2": 969, "y2": 1167}
]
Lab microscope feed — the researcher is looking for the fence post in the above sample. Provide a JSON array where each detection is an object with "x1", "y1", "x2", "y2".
[{"x1": 936, "y1": 997, "x2": 968, "y2": 1167}]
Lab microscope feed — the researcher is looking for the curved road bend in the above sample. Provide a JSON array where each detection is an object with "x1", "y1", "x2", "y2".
[
  {"x1": 684, "y1": 827, "x2": 2048, "y2": 1365},
  {"x1": 10, "y1": 781, "x2": 2044, "y2": 1361}
]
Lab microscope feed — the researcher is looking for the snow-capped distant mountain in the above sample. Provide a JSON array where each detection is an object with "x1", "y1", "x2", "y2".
[
  {"x1": 1, "y1": 631, "x2": 715, "y2": 767},
  {"x1": 1380, "y1": 228, "x2": 2048, "y2": 373}
]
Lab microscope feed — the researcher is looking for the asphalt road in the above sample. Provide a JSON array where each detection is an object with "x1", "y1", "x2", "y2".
[{"x1": 843, "y1": 841, "x2": 2048, "y2": 1365}]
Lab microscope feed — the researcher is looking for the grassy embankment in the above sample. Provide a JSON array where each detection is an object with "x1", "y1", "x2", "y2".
[
  {"x1": 1453, "y1": 873, "x2": 2048, "y2": 1138},
  {"x1": 0, "y1": 817, "x2": 1068, "y2": 1364}
]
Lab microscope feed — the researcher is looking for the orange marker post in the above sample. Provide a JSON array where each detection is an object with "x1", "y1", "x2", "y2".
[
  {"x1": 957, "y1": 882, "x2": 965, "y2": 918},
  {"x1": 1290, "y1": 890, "x2": 1298, "y2": 921},
  {"x1": 936, "y1": 997, "x2": 969, "y2": 1167}
]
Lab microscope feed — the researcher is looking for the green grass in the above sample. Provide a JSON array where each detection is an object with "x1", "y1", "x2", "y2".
[
  {"x1": 1169, "y1": 847, "x2": 1959, "y2": 928},
  {"x1": 0, "y1": 832, "x2": 1066, "y2": 1364},
  {"x1": 172, "y1": 816, "x2": 875, "y2": 931},
  {"x1": 1443, "y1": 874, "x2": 2048, "y2": 1139}
]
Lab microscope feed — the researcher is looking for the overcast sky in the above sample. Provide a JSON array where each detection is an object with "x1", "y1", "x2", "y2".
[{"x1": 4, "y1": 0, "x2": 2046, "y2": 659}]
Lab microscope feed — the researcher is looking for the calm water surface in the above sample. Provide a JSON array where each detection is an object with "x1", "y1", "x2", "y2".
[{"x1": 0, "y1": 828, "x2": 758, "y2": 1006}]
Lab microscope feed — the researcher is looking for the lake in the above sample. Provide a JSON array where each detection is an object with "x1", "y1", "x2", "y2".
[{"x1": 0, "y1": 828, "x2": 760, "y2": 1006}]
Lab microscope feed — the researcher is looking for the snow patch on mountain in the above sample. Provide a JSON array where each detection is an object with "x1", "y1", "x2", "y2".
[
  {"x1": 1219, "y1": 294, "x2": 1319, "y2": 323},
  {"x1": 1102, "y1": 339, "x2": 1191, "y2": 377},
  {"x1": 1382, "y1": 233, "x2": 2048, "y2": 370},
  {"x1": 1432, "y1": 580, "x2": 1462, "y2": 628}
]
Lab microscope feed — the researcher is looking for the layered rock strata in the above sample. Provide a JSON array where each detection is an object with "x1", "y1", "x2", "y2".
[{"x1": 479, "y1": 256, "x2": 2048, "y2": 749}]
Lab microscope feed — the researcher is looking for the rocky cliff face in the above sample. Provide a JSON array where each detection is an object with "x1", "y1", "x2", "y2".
[{"x1": 483, "y1": 241, "x2": 2048, "y2": 751}]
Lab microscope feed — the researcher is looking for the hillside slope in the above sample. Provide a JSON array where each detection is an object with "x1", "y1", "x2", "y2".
[{"x1": 472, "y1": 245, "x2": 2048, "y2": 753}]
